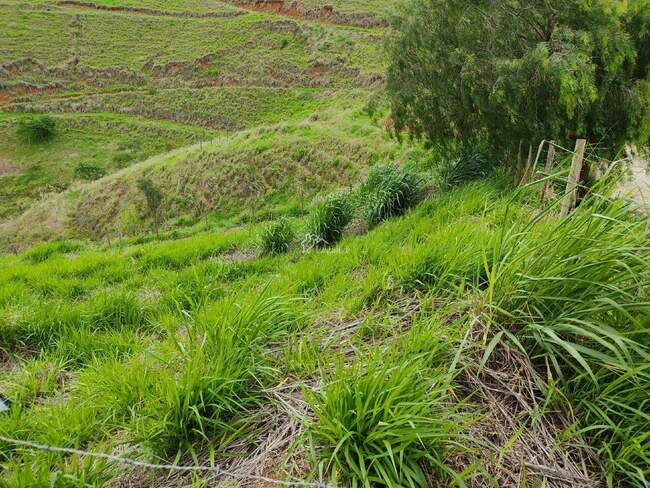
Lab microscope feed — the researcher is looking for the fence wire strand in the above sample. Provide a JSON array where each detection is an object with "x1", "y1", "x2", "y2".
[{"x1": 0, "y1": 435, "x2": 330, "y2": 488}]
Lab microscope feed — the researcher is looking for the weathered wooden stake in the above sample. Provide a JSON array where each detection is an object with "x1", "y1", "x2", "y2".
[
  {"x1": 560, "y1": 139, "x2": 587, "y2": 216},
  {"x1": 521, "y1": 144, "x2": 533, "y2": 183},
  {"x1": 540, "y1": 142, "x2": 556, "y2": 207}
]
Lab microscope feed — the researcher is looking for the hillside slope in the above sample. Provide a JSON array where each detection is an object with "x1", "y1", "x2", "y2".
[
  {"x1": 0, "y1": 106, "x2": 408, "y2": 251},
  {"x1": 0, "y1": 0, "x2": 389, "y2": 246},
  {"x1": 0, "y1": 174, "x2": 647, "y2": 487}
]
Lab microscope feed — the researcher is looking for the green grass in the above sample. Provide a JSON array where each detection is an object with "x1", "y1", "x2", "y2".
[
  {"x1": 306, "y1": 351, "x2": 462, "y2": 487},
  {"x1": 0, "y1": 172, "x2": 648, "y2": 486},
  {"x1": 59, "y1": 0, "x2": 242, "y2": 14},
  {"x1": 0, "y1": 105, "x2": 415, "y2": 251},
  {"x1": 485, "y1": 177, "x2": 650, "y2": 487},
  {"x1": 0, "y1": 3, "x2": 385, "y2": 90},
  {"x1": 1, "y1": 1, "x2": 648, "y2": 487},
  {"x1": 0, "y1": 112, "x2": 215, "y2": 219}
]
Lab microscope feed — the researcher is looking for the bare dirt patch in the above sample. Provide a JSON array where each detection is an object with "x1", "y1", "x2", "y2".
[
  {"x1": 0, "y1": 159, "x2": 20, "y2": 177},
  {"x1": 234, "y1": 0, "x2": 387, "y2": 28}
]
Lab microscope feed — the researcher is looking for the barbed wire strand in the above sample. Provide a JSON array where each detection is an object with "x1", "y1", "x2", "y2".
[{"x1": 0, "y1": 435, "x2": 330, "y2": 488}]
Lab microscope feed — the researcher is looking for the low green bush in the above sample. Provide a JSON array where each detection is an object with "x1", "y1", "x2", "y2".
[
  {"x1": 259, "y1": 218, "x2": 295, "y2": 255},
  {"x1": 303, "y1": 192, "x2": 354, "y2": 249},
  {"x1": 74, "y1": 162, "x2": 107, "y2": 181},
  {"x1": 16, "y1": 116, "x2": 56, "y2": 144},
  {"x1": 435, "y1": 151, "x2": 495, "y2": 189},
  {"x1": 360, "y1": 163, "x2": 421, "y2": 227}
]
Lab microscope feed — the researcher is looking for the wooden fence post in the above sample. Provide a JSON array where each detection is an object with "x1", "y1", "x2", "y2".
[
  {"x1": 521, "y1": 144, "x2": 533, "y2": 183},
  {"x1": 560, "y1": 139, "x2": 586, "y2": 216},
  {"x1": 540, "y1": 142, "x2": 556, "y2": 207}
]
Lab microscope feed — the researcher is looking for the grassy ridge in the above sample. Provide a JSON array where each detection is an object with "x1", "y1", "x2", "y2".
[
  {"x1": 0, "y1": 106, "x2": 405, "y2": 251},
  {"x1": 0, "y1": 113, "x2": 216, "y2": 219},
  {"x1": 0, "y1": 3, "x2": 385, "y2": 89}
]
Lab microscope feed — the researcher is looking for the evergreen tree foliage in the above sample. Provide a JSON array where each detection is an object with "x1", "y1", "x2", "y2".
[{"x1": 387, "y1": 0, "x2": 650, "y2": 158}]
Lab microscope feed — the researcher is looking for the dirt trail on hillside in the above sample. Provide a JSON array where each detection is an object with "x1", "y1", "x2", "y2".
[{"x1": 56, "y1": 0, "x2": 246, "y2": 18}]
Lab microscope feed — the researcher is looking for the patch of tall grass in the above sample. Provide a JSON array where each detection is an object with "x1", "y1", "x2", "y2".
[
  {"x1": 434, "y1": 150, "x2": 495, "y2": 190},
  {"x1": 303, "y1": 192, "x2": 354, "y2": 249},
  {"x1": 136, "y1": 293, "x2": 297, "y2": 456},
  {"x1": 259, "y1": 217, "x2": 295, "y2": 255},
  {"x1": 359, "y1": 164, "x2": 421, "y2": 228},
  {"x1": 306, "y1": 351, "x2": 463, "y2": 487},
  {"x1": 487, "y1": 178, "x2": 650, "y2": 487}
]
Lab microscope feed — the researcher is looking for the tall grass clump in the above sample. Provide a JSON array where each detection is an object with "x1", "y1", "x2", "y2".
[
  {"x1": 16, "y1": 116, "x2": 56, "y2": 144},
  {"x1": 359, "y1": 163, "x2": 421, "y2": 228},
  {"x1": 487, "y1": 178, "x2": 650, "y2": 487},
  {"x1": 22, "y1": 240, "x2": 83, "y2": 264},
  {"x1": 306, "y1": 355, "x2": 459, "y2": 487},
  {"x1": 303, "y1": 192, "x2": 354, "y2": 249},
  {"x1": 435, "y1": 151, "x2": 494, "y2": 190},
  {"x1": 259, "y1": 217, "x2": 295, "y2": 255},
  {"x1": 137, "y1": 293, "x2": 296, "y2": 455}
]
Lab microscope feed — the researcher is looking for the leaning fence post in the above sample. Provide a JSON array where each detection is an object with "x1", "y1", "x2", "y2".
[
  {"x1": 540, "y1": 142, "x2": 556, "y2": 207},
  {"x1": 560, "y1": 139, "x2": 587, "y2": 216}
]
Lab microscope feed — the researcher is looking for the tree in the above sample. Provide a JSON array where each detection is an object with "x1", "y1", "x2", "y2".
[
  {"x1": 137, "y1": 177, "x2": 163, "y2": 238},
  {"x1": 387, "y1": 0, "x2": 650, "y2": 161}
]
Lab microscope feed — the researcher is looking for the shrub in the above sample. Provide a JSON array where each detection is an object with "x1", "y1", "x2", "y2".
[
  {"x1": 303, "y1": 192, "x2": 354, "y2": 249},
  {"x1": 16, "y1": 116, "x2": 56, "y2": 144},
  {"x1": 306, "y1": 357, "x2": 457, "y2": 487},
  {"x1": 74, "y1": 162, "x2": 106, "y2": 181},
  {"x1": 259, "y1": 218, "x2": 295, "y2": 255},
  {"x1": 359, "y1": 163, "x2": 421, "y2": 227}
]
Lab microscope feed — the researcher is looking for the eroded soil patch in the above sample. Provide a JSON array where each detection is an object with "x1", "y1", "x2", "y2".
[{"x1": 233, "y1": 0, "x2": 387, "y2": 28}]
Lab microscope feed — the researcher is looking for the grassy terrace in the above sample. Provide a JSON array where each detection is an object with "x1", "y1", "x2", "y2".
[
  {"x1": 0, "y1": 2, "x2": 385, "y2": 89},
  {"x1": 0, "y1": 0, "x2": 387, "y2": 234},
  {"x1": 0, "y1": 107, "x2": 407, "y2": 251}
]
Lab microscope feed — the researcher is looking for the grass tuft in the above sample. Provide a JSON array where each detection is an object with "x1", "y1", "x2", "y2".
[
  {"x1": 306, "y1": 354, "x2": 459, "y2": 488},
  {"x1": 259, "y1": 218, "x2": 295, "y2": 256},
  {"x1": 359, "y1": 163, "x2": 422, "y2": 228},
  {"x1": 303, "y1": 192, "x2": 354, "y2": 249}
]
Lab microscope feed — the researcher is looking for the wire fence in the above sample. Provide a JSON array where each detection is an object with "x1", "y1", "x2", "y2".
[{"x1": 0, "y1": 435, "x2": 331, "y2": 488}]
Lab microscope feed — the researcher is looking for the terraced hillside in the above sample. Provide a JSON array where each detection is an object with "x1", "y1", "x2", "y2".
[{"x1": 0, "y1": 0, "x2": 393, "y2": 251}]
